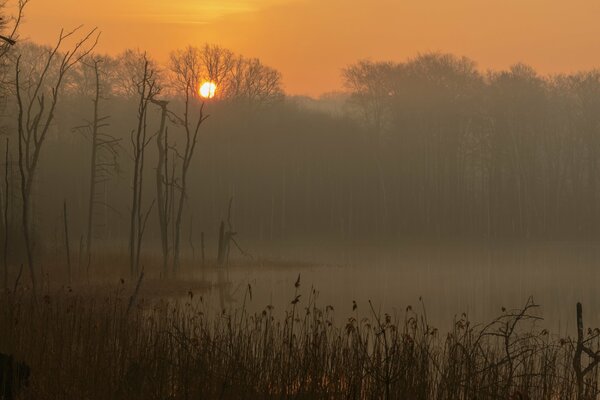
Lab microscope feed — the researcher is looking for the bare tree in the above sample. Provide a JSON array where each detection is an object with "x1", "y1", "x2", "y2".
[
  {"x1": 199, "y1": 44, "x2": 234, "y2": 89},
  {"x1": 128, "y1": 53, "x2": 159, "y2": 276},
  {"x1": 169, "y1": 45, "x2": 283, "y2": 105},
  {"x1": 0, "y1": 0, "x2": 28, "y2": 58},
  {"x1": 225, "y1": 56, "x2": 283, "y2": 104},
  {"x1": 0, "y1": 3, "x2": 24, "y2": 275},
  {"x1": 169, "y1": 47, "x2": 209, "y2": 273},
  {"x1": 2, "y1": 138, "x2": 7, "y2": 289},
  {"x1": 75, "y1": 57, "x2": 120, "y2": 272},
  {"x1": 15, "y1": 26, "x2": 98, "y2": 291},
  {"x1": 343, "y1": 60, "x2": 397, "y2": 136},
  {"x1": 0, "y1": 0, "x2": 27, "y2": 118},
  {"x1": 152, "y1": 98, "x2": 171, "y2": 275}
]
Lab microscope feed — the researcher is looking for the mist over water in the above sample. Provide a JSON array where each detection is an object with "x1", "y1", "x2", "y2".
[{"x1": 194, "y1": 241, "x2": 600, "y2": 334}]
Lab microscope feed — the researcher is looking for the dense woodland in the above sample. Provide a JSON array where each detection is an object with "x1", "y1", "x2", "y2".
[{"x1": 3, "y1": 2, "x2": 600, "y2": 283}]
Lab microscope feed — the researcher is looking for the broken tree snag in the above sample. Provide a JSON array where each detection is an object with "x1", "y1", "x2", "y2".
[
  {"x1": 216, "y1": 198, "x2": 250, "y2": 268},
  {"x1": 126, "y1": 269, "x2": 145, "y2": 315},
  {"x1": 3, "y1": 138, "x2": 8, "y2": 290},
  {"x1": 200, "y1": 231, "x2": 205, "y2": 268},
  {"x1": 573, "y1": 302, "x2": 600, "y2": 399},
  {"x1": 217, "y1": 221, "x2": 226, "y2": 266},
  {"x1": 574, "y1": 302, "x2": 584, "y2": 398},
  {"x1": 188, "y1": 219, "x2": 195, "y2": 263},
  {"x1": 151, "y1": 99, "x2": 170, "y2": 276},
  {"x1": 80, "y1": 58, "x2": 119, "y2": 274},
  {"x1": 63, "y1": 201, "x2": 72, "y2": 285},
  {"x1": 225, "y1": 197, "x2": 234, "y2": 266},
  {"x1": 217, "y1": 198, "x2": 237, "y2": 267}
]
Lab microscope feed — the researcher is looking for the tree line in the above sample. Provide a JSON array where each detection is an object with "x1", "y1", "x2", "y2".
[
  {"x1": 344, "y1": 54, "x2": 600, "y2": 239},
  {"x1": 3, "y1": 2, "x2": 600, "y2": 289}
]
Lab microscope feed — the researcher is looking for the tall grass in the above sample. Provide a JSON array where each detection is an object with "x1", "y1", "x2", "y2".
[{"x1": 1, "y1": 283, "x2": 598, "y2": 399}]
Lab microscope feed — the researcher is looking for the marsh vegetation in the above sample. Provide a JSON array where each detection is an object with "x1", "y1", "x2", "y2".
[{"x1": 4, "y1": 275, "x2": 600, "y2": 400}]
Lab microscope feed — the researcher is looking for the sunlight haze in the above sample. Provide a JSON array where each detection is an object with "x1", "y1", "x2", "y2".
[
  {"x1": 5, "y1": 0, "x2": 600, "y2": 396},
  {"x1": 20, "y1": 0, "x2": 600, "y2": 96}
]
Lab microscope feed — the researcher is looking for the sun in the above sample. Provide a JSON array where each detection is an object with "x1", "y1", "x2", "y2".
[{"x1": 199, "y1": 81, "x2": 217, "y2": 99}]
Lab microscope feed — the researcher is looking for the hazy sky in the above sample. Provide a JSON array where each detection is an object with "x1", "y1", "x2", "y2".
[{"x1": 18, "y1": 0, "x2": 600, "y2": 96}]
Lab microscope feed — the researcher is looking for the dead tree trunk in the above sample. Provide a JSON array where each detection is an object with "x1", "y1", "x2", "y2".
[
  {"x1": 188, "y1": 217, "x2": 195, "y2": 262},
  {"x1": 200, "y1": 231, "x2": 205, "y2": 268},
  {"x1": 575, "y1": 302, "x2": 584, "y2": 398},
  {"x1": 152, "y1": 99, "x2": 170, "y2": 276},
  {"x1": 217, "y1": 198, "x2": 246, "y2": 267},
  {"x1": 168, "y1": 49, "x2": 210, "y2": 274},
  {"x1": 85, "y1": 65, "x2": 99, "y2": 273},
  {"x1": 82, "y1": 59, "x2": 117, "y2": 273},
  {"x1": 217, "y1": 221, "x2": 226, "y2": 266},
  {"x1": 172, "y1": 102, "x2": 207, "y2": 273},
  {"x1": 2, "y1": 138, "x2": 8, "y2": 290},
  {"x1": 573, "y1": 302, "x2": 600, "y2": 399},
  {"x1": 15, "y1": 28, "x2": 98, "y2": 293},
  {"x1": 63, "y1": 201, "x2": 71, "y2": 284},
  {"x1": 128, "y1": 55, "x2": 157, "y2": 277}
]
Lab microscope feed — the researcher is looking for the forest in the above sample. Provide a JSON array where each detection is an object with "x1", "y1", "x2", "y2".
[
  {"x1": 3, "y1": 1, "x2": 600, "y2": 399},
  {"x1": 6, "y1": 28, "x2": 600, "y2": 278}
]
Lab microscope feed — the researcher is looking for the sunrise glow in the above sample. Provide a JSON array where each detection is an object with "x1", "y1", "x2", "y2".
[{"x1": 199, "y1": 81, "x2": 217, "y2": 99}]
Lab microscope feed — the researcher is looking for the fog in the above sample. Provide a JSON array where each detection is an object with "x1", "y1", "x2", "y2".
[{"x1": 3, "y1": 2, "x2": 600, "y2": 399}]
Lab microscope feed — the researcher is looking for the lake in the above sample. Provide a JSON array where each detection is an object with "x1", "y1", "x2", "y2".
[{"x1": 191, "y1": 240, "x2": 600, "y2": 334}]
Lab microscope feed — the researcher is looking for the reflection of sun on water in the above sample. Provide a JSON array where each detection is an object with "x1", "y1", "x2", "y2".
[{"x1": 199, "y1": 81, "x2": 217, "y2": 99}]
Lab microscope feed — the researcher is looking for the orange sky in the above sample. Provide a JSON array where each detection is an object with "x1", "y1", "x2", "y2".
[{"x1": 16, "y1": 0, "x2": 600, "y2": 96}]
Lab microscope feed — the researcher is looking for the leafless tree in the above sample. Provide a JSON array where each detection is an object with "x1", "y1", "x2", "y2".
[
  {"x1": 0, "y1": 0, "x2": 27, "y2": 119},
  {"x1": 0, "y1": 0, "x2": 28, "y2": 58},
  {"x1": 74, "y1": 57, "x2": 120, "y2": 272},
  {"x1": 199, "y1": 43, "x2": 234, "y2": 89},
  {"x1": 2, "y1": 138, "x2": 7, "y2": 289},
  {"x1": 128, "y1": 53, "x2": 159, "y2": 276},
  {"x1": 343, "y1": 60, "x2": 398, "y2": 137},
  {"x1": 169, "y1": 47, "x2": 209, "y2": 273},
  {"x1": 225, "y1": 56, "x2": 283, "y2": 104},
  {"x1": 152, "y1": 98, "x2": 171, "y2": 275},
  {"x1": 169, "y1": 45, "x2": 283, "y2": 105},
  {"x1": 15, "y1": 26, "x2": 98, "y2": 291}
]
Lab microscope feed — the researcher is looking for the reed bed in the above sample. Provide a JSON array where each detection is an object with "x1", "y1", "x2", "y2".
[{"x1": 1, "y1": 282, "x2": 599, "y2": 399}]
